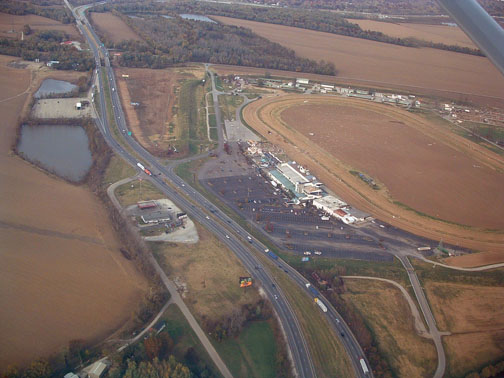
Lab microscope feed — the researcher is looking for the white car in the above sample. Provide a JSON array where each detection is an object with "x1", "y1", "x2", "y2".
[
  {"x1": 264, "y1": 248, "x2": 270, "y2": 253},
  {"x1": 205, "y1": 216, "x2": 210, "y2": 220},
  {"x1": 314, "y1": 251, "x2": 322, "y2": 255},
  {"x1": 225, "y1": 235, "x2": 230, "y2": 239},
  {"x1": 303, "y1": 251, "x2": 312, "y2": 256}
]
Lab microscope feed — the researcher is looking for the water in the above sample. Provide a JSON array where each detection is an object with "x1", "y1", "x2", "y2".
[
  {"x1": 180, "y1": 14, "x2": 216, "y2": 23},
  {"x1": 34, "y1": 79, "x2": 78, "y2": 98},
  {"x1": 18, "y1": 124, "x2": 93, "y2": 182}
]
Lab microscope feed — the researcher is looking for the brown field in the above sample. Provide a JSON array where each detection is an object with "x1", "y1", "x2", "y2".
[
  {"x1": 116, "y1": 66, "x2": 205, "y2": 157},
  {"x1": 152, "y1": 224, "x2": 260, "y2": 326},
  {"x1": 348, "y1": 19, "x2": 476, "y2": 49},
  {"x1": 213, "y1": 16, "x2": 504, "y2": 105},
  {"x1": 425, "y1": 282, "x2": 504, "y2": 376},
  {"x1": 242, "y1": 94, "x2": 504, "y2": 262},
  {"x1": 0, "y1": 55, "x2": 146, "y2": 371},
  {"x1": 342, "y1": 279, "x2": 436, "y2": 377},
  {"x1": 90, "y1": 12, "x2": 142, "y2": 43},
  {"x1": 0, "y1": 12, "x2": 81, "y2": 41}
]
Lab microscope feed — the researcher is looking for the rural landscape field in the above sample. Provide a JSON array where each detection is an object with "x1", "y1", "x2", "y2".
[
  {"x1": 213, "y1": 16, "x2": 504, "y2": 105},
  {"x1": 0, "y1": 55, "x2": 147, "y2": 369},
  {"x1": 2, "y1": 0, "x2": 504, "y2": 376}
]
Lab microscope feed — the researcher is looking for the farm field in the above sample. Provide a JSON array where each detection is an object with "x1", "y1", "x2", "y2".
[
  {"x1": 0, "y1": 12, "x2": 81, "y2": 40},
  {"x1": 424, "y1": 282, "x2": 504, "y2": 376},
  {"x1": 90, "y1": 12, "x2": 142, "y2": 43},
  {"x1": 0, "y1": 55, "x2": 146, "y2": 371},
  {"x1": 212, "y1": 16, "x2": 504, "y2": 105},
  {"x1": 242, "y1": 94, "x2": 504, "y2": 262},
  {"x1": 115, "y1": 66, "x2": 208, "y2": 157},
  {"x1": 342, "y1": 279, "x2": 436, "y2": 377},
  {"x1": 347, "y1": 19, "x2": 476, "y2": 48}
]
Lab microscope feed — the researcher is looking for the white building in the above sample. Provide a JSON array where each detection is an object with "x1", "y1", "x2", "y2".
[
  {"x1": 277, "y1": 163, "x2": 309, "y2": 188},
  {"x1": 296, "y1": 78, "x2": 310, "y2": 85}
]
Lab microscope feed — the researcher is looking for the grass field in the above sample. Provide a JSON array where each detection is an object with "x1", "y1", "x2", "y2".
[
  {"x1": 103, "y1": 153, "x2": 136, "y2": 186},
  {"x1": 90, "y1": 12, "x2": 142, "y2": 43},
  {"x1": 0, "y1": 55, "x2": 147, "y2": 371},
  {"x1": 215, "y1": 321, "x2": 277, "y2": 378},
  {"x1": 212, "y1": 16, "x2": 504, "y2": 105},
  {"x1": 150, "y1": 223, "x2": 284, "y2": 374},
  {"x1": 342, "y1": 279, "x2": 436, "y2": 377},
  {"x1": 115, "y1": 179, "x2": 165, "y2": 207},
  {"x1": 424, "y1": 282, "x2": 504, "y2": 376},
  {"x1": 162, "y1": 304, "x2": 222, "y2": 377},
  {"x1": 116, "y1": 66, "x2": 211, "y2": 157},
  {"x1": 219, "y1": 94, "x2": 244, "y2": 121},
  {"x1": 347, "y1": 19, "x2": 476, "y2": 48},
  {"x1": 243, "y1": 94, "x2": 504, "y2": 260},
  {"x1": 0, "y1": 12, "x2": 81, "y2": 41}
]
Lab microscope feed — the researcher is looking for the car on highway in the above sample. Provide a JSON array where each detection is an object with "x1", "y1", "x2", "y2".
[
  {"x1": 264, "y1": 248, "x2": 270, "y2": 253},
  {"x1": 225, "y1": 235, "x2": 230, "y2": 239},
  {"x1": 205, "y1": 216, "x2": 210, "y2": 220}
]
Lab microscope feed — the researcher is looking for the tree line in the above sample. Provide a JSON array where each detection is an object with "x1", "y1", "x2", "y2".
[
  {"x1": 89, "y1": 8, "x2": 336, "y2": 75},
  {"x1": 0, "y1": 0, "x2": 74, "y2": 24},
  {"x1": 105, "y1": 1, "x2": 483, "y2": 56},
  {"x1": 0, "y1": 30, "x2": 94, "y2": 71}
]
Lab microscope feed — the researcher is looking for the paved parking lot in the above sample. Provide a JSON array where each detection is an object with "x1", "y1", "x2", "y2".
[{"x1": 202, "y1": 173, "x2": 392, "y2": 262}]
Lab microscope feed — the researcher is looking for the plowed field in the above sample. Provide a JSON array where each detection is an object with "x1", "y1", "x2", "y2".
[
  {"x1": 0, "y1": 55, "x2": 146, "y2": 371},
  {"x1": 213, "y1": 16, "x2": 504, "y2": 105},
  {"x1": 90, "y1": 12, "x2": 142, "y2": 43},
  {"x1": 242, "y1": 94, "x2": 504, "y2": 260}
]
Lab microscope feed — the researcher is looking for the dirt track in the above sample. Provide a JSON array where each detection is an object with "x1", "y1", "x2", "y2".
[{"x1": 242, "y1": 94, "x2": 504, "y2": 262}]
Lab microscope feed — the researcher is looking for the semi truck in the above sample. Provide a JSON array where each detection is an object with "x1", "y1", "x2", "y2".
[
  {"x1": 144, "y1": 168, "x2": 152, "y2": 176},
  {"x1": 136, "y1": 162, "x2": 145, "y2": 170},
  {"x1": 314, "y1": 297, "x2": 328, "y2": 312},
  {"x1": 359, "y1": 358, "x2": 369, "y2": 374},
  {"x1": 266, "y1": 251, "x2": 278, "y2": 260}
]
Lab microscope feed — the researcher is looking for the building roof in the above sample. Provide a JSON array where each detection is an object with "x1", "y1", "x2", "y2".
[
  {"x1": 313, "y1": 195, "x2": 347, "y2": 210},
  {"x1": 277, "y1": 163, "x2": 309, "y2": 185},
  {"x1": 141, "y1": 210, "x2": 172, "y2": 222},
  {"x1": 303, "y1": 185, "x2": 322, "y2": 194},
  {"x1": 268, "y1": 170, "x2": 304, "y2": 198},
  {"x1": 335, "y1": 209, "x2": 348, "y2": 217},
  {"x1": 89, "y1": 361, "x2": 107, "y2": 377}
]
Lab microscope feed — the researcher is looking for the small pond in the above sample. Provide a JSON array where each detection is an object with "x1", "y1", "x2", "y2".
[
  {"x1": 180, "y1": 14, "x2": 216, "y2": 23},
  {"x1": 18, "y1": 124, "x2": 93, "y2": 182},
  {"x1": 34, "y1": 79, "x2": 78, "y2": 98}
]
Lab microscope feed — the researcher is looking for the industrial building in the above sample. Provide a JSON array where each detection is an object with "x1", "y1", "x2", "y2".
[{"x1": 141, "y1": 210, "x2": 172, "y2": 224}]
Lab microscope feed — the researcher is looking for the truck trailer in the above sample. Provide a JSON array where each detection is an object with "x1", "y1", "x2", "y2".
[
  {"x1": 314, "y1": 298, "x2": 328, "y2": 313},
  {"x1": 360, "y1": 358, "x2": 369, "y2": 374}
]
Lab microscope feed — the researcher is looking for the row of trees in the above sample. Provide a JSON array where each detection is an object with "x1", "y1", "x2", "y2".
[
  {"x1": 100, "y1": 11, "x2": 336, "y2": 75},
  {"x1": 106, "y1": 1, "x2": 483, "y2": 56},
  {"x1": 0, "y1": 0, "x2": 74, "y2": 24},
  {"x1": 0, "y1": 30, "x2": 95, "y2": 71}
]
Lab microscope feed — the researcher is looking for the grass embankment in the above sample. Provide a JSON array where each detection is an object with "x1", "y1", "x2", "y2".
[
  {"x1": 115, "y1": 179, "x2": 165, "y2": 207},
  {"x1": 178, "y1": 79, "x2": 214, "y2": 155},
  {"x1": 103, "y1": 153, "x2": 136, "y2": 186},
  {"x1": 268, "y1": 257, "x2": 355, "y2": 378},
  {"x1": 150, "y1": 223, "x2": 287, "y2": 377},
  {"x1": 342, "y1": 279, "x2": 436, "y2": 377},
  {"x1": 413, "y1": 259, "x2": 504, "y2": 377}
]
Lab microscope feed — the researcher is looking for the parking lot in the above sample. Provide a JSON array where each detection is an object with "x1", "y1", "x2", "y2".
[{"x1": 202, "y1": 173, "x2": 393, "y2": 262}]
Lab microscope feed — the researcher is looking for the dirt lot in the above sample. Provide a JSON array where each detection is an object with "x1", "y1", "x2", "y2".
[
  {"x1": 242, "y1": 94, "x2": 504, "y2": 262},
  {"x1": 32, "y1": 97, "x2": 93, "y2": 118},
  {"x1": 213, "y1": 16, "x2": 504, "y2": 105},
  {"x1": 90, "y1": 12, "x2": 142, "y2": 43},
  {"x1": 281, "y1": 102, "x2": 504, "y2": 230},
  {"x1": 0, "y1": 12, "x2": 81, "y2": 41},
  {"x1": 342, "y1": 279, "x2": 436, "y2": 377},
  {"x1": 0, "y1": 55, "x2": 146, "y2": 371},
  {"x1": 425, "y1": 282, "x2": 504, "y2": 376},
  {"x1": 116, "y1": 66, "x2": 205, "y2": 157},
  {"x1": 348, "y1": 19, "x2": 476, "y2": 49}
]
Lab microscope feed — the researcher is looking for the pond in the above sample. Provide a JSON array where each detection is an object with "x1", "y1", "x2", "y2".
[
  {"x1": 34, "y1": 79, "x2": 78, "y2": 98},
  {"x1": 18, "y1": 124, "x2": 93, "y2": 182},
  {"x1": 180, "y1": 14, "x2": 216, "y2": 23}
]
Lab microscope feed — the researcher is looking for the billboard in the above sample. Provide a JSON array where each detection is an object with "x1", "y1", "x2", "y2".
[{"x1": 239, "y1": 277, "x2": 252, "y2": 288}]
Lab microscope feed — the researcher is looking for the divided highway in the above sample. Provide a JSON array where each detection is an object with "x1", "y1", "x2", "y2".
[{"x1": 68, "y1": 2, "x2": 372, "y2": 377}]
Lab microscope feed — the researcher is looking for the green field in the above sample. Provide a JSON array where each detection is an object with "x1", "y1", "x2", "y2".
[
  {"x1": 219, "y1": 94, "x2": 244, "y2": 121},
  {"x1": 214, "y1": 321, "x2": 277, "y2": 378},
  {"x1": 103, "y1": 153, "x2": 136, "y2": 186},
  {"x1": 115, "y1": 179, "x2": 165, "y2": 207}
]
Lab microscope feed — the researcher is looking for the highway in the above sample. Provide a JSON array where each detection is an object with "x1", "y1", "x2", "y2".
[{"x1": 66, "y1": 2, "x2": 329, "y2": 377}]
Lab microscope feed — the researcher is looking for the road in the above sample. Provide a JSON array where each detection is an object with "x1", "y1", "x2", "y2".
[{"x1": 67, "y1": 2, "x2": 326, "y2": 378}]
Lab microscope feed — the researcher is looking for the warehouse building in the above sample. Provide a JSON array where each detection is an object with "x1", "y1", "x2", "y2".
[{"x1": 141, "y1": 211, "x2": 172, "y2": 224}]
